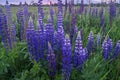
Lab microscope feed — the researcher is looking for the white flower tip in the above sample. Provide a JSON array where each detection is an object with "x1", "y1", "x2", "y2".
[{"x1": 65, "y1": 34, "x2": 70, "y2": 39}]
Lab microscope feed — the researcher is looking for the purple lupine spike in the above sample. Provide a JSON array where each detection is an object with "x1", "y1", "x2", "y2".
[
  {"x1": 73, "y1": 31, "x2": 88, "y2": 68},
  {"x1": 86, "y1": 31, "x2": 94, "y2": 53},
  {"x1": 109, "y1": 1, "x2": 116, "y2": 25},
  {"x1": 100, "y1": 8, "x2": 104, "y2": 27},
  {"x1": 78, "y1": 0, "x2": 84, "y2": 14},
  {"x1": 102, "y1": 39, "x2": 109, "y2": 59},
  {"x1": 57, "y1": 11, "x2": 63, "y2": 29},
  {"x1": 53, "y1": 31, "x2": 57, "y2": 47},
  {"x1": 113, "y1": 40, "x2": 120, "y2": 58},
  {"x1": 74, "y1": 31, "x2": 83, "y2": 67},
  {"x1": 43, "y1": 26, "x2": 48, "y2": 53},
  {"x1": 58, "y1": 0, "x2": 63, "y2": 13},
  {"x1": 102, "y1": 37, "x2": 113, "y2": 60},
  {"x1": 62, "y1": 34, "x2": 72, "y2": 80},
  {"x1": 46, "y1": 16, "x2": 54, "y2": 47},
  {"x1": 38, "y1": 0, "x2": 44, "y2": 19},
  {"x1": 17, "y1": 2, "x2": 25, "y2": 41},
  {"x1": 38, "y1": 13, "x2": 44, "y2": 32},
  {"x1": 36, "y1": 20, "x2": 44, "y2": 60},
  {"x1": 4, "y1": 0, "x2": 13, "y2": 28},
  {"x1": 10, "y1": 24, "x2": 16, "y2": 47},
  {"x1": 56, "y1": 26, "x2": 64, "y2": 51},
  {"x1": 0, "y1": 13, "x2": 11, "y2": 50},
  {"x1": 81, "y1": 0, "x2": 84, "y2": 13},
  {"x1": 23, "y1": 2, "x2": 29, "y2": 39},
  {"x1": 107, "y1": 38, "x2": 113, "y2": 54},
  {"x1": 33, "y1": 30, "x2": 39, "y2": 61},
  {"x1": 47, "y1": 42, "x2": 56, "y2": 79},
  {"x1": 26, "y1": 17, "x2": 35, "y2": 60},
  {"x1": 0, "y1": 7, "x2": 3, "y2": 36}
]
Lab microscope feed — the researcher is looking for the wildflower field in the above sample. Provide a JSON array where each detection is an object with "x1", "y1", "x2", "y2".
[{"x1": 0, "y1": 0, "x2": 120, "y2": 80}]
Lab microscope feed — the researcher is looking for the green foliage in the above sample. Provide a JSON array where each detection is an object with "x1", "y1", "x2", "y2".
[{"x1": 0, "y1": 6, "x2": 120, "y2": 80}]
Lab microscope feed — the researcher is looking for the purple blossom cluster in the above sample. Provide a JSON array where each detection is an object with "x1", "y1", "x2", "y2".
[
  {"x1": 109, "y1": 1, "x2": 116, "y2": 25},
  {"x1": 73, "y1": 31, "x2": 88, "y2": 69},
  {"x1": 0, "y1": 11, "x2": 11, "y2": 50},
  {"x1": 62, "y1": 34, "x2": 72, "y2": 80},
  {"x1": 47, "y1": 42, "x2": 56, "y2": 78},
  {"x1": 0, "y1": 1, "x2": 16, "y2": 50},
  {"x1": 86, "y1": 31, "x2": 94, "y2": 53},
  {"x1": 16, "y1": 2, "x2": 25, "y2": 41},
  {"x1": 38, "y1": 0, "x2": 44, "y2": 18},
  {"x1": 102, "y1": 38, "x2": 113, "y2": 59}
]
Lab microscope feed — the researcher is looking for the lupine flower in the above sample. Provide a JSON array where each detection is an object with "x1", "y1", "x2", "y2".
[
  {"x1": 23, "y1": 2, "x2": 29, "y2": 39},
  {"x1": 86, "y1": 31, "x2": 94, "y2": 53},
  {"x1": 113, "y1": 40, "x2": 120, "y2": 58},
  {"x1": 62, "y1": 34, "x2": 72, "y2": 80},
  {"x1": 38, "y1": 13, "x2": 44, "y2": 32},
  {"x1": 26, "y1": 17, "x2": 35, "y2": 60},
  {"x1": 17, "y1": 2, "x2": 25, "y2": 41},
  {"x1": 0, "y1": 13, "x2": 11, "y2": 50},
  {"x1": 0, "y1": 7, "x2": 3, "y2": 36},
  {"x1": 56, "y1": 26, "x2": 64, "y2": 51},
  {"x1": 4, "y1": 0, "x2": 15, "y2": 49},
  {"x1": 47, "y1": 42, "x2": 56, "y2": 79},
  {"x1": 78, "y1": 0, "x2": 84, "y2": 14},
  {"x1": 57, "y1": 11, "x2": 63, "y2": 29},
  {"x1": 107, "y1": 38, "x2": 113, "y2": 54},
  {"x1": 4, "y1": 0, "x2": 13, "y2": 28},
  {"x1": 102, "y1": 38, "x2": 113, "y2": 60},
  {"x1": 33, "y1": 30, "x2": 39, "y2": 61},
  {"x1": 81, "y1": 0, "x2": 84, "y2": 13},
  {"x1": 36, "y1": 21, "x2": 44, "y2": 60},
  {"x1": 43, "y1": 26, "x2": 48, "y2": 54},
  {"x1": 53, "y1": 31, "x2": 57, "y2": 47},
  {"x1": 73, "y1": 31, "x2": 88, "y2": 68},
  {"x1": 109, "y1": 1, "x2": 116, "y2": 25},
  {"x1": 58, "y1": 0, "x2": 63, "y2": 13},
  {"x1": 100, "y1": 8, "x2": 104, "y2": 27},
  {"x1": 38, "y1": 0, "x2": 44, "y2": 18},
  {"x1": 46, "y1": 16, "x2": 54, "y2": 47}
]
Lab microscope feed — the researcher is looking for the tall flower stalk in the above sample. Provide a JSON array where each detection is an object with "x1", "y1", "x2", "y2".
[
  {"x1": 62, "y1": 34, "x2": 72, "y2": 80},
  {"x1": 73, "y1": 31, "x2": 88, "y2": 69},
  {"x1": 0, "y1": 12, "x2": 11, "y2": 50},
  {"x1": 46, "y1": 16, "x2": 54, "y2": 47},
  {"x1": 26, "y1": 17, "x2": 35, "y2": 60},
  {"x1": 86, "y1": 31, "x2": 94, "y2": 53},
  {"x1": 23, "y1": 2, "x2": 29, "y2": 40},
  {"x1": 16, "y1": 2, "x2": 25, "y2": 41},
  {"x1": 102, "y1": 38, "x2": 113, "y2": 60},
  {"x1": 109, "y1": 1, "x2": 116, "y2": 26},
  {"x1": 47, "y1": 42, "x2": 56, "y2": 80}
]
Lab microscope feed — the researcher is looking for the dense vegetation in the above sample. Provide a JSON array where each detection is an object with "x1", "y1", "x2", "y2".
[{"x1": 0, "y1": 0, "x2": 120, "y2": 80}]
